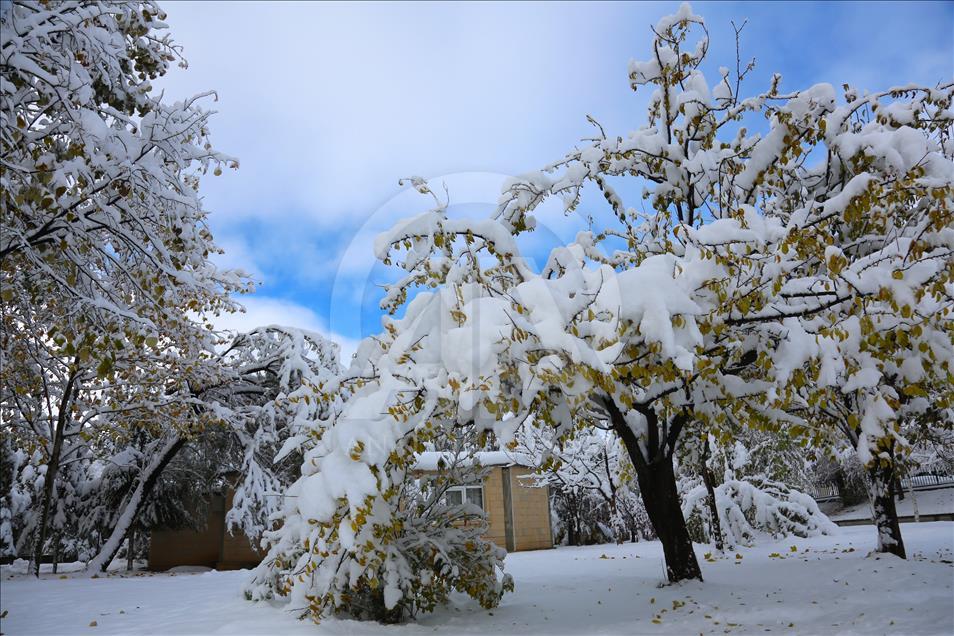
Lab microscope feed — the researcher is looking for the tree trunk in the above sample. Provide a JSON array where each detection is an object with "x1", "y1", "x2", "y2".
[
  {"x1": 564, "y1": 491, "x2": 583, "y2": 546},
  {"x1": 867, "y1": 464, "x2": 906, "y2": 559},
  {"x1": 32, "y1": 366, "x2": 80, "y2": 577},
  {"x1": 605, "y1": 398, "x2": 702, "y2": 583},
  {"x1": 126, "y1": 528, "x2": 135, "y2": 572},
  {"x1": 85, "y1": 435, "x2": 185, "y2": 574},
  {"x1": 700, "y1": 439, "x2": 725, "y2": 551},
  {"x1": 51, "y1": 532, "x2": 60, "y2": 574},
  {"x1": 634, "y1": 454, "x2": 703, "y2": 582}
]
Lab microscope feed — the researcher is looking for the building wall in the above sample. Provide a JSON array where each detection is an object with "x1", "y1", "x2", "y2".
[
  {"x1": 148, "y1": 495, "x2": 224, "y2": 571},
  {"x1": 148, "y1": 490, "x2": 262, "y2": 572},
  {"x1": 150, "y1": 466, "x2": 551, "y2": 572},
  {"x1": 402, "y1": 466, "x2": 553, "y2": 552},
  {"x1": 482, "y1": 467, "x2": 508, "y2": 549},
  {"x1": 508, "y1": 466, "x2": 552, "y2": 551},
  {"x1": 217, "y1": 488, "x2": 264, "y2": 569},
  {"x1": 413, "y1": 465, "x2": 553, "y2": 553}
]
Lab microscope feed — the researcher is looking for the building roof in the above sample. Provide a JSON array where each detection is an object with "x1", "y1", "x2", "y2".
[{"x1": 413, "y1": 450, "x2": 535, "y2": 472}]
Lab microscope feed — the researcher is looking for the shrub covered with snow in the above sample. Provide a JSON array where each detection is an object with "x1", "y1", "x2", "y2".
[
  {"x1": 680, "y1": 437, "x2": 836, "y2": 548},
  {"x1": 245, "y1": 427, "x2": 512, "y2": 623},
  {"x1": 683, "y1": 476, "x2": 836, "y2": 548}
]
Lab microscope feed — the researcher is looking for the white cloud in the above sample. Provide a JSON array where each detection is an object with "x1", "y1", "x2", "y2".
[
  {"x1": 211, "y1": 234, "x2": 265, "y2": 283},
  {"x1": 214, "y1": 295, "x2": 360, "y2": 366},
  {"x1": 155, "y1": 2, "x2": 653, "y2": 229}
]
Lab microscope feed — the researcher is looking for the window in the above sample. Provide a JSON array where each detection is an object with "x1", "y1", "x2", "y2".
[{"x1": 446, "y1": 484, "x2": 483, "y2": 511}]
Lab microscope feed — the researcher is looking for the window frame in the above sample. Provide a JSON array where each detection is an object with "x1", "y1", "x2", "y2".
[{"x1": 445, "y1": 483, "x2": 484, "y2": 511}]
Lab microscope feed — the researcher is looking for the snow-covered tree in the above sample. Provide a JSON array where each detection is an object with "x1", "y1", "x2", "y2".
[
  {"x1": 761, "y1": 78, "x2": 954, "y2": 558},
  {"x1": 348, "y1": 7, "x2": 791, "y2": 583},
  {"x1": 1, "y1": 0, "x2": 248, "y2": 331},
  {"x1": 677, "y1": 417, "x2": 818, "y2": 551},
  {"x1": 0, "y1": 2, "x2": 350, "y2": 577},
  {"x1": 218, "y1": 326, "x2": 342, "y2": 544},
  {"x1": 0, "y1": 282, "x2": 218, "y2": 574},
  {"x1": 905, "y1": 421, "x2": 954, "y2": 478},
  {"x1": 513, "y1": 422, "x2": 651, "y2": 545},
  {"x1": 308, "y1": 3, "x2": 952, "y2": 586},
  {"x1": 0, "y1": 320, "x2": 341, "y2": 574},
  {"x1": 1, "y1": 0, "x2": 252, "y2": 575},
  {"x1": 79, "y1": 325, "x2": 341, "y2": 573},
  {"x1": 77, "y1": 436, "x2": 217, "y2": 565},
  {"x1": 0, "y1": 439, "x2": 25, "y2": 558}
]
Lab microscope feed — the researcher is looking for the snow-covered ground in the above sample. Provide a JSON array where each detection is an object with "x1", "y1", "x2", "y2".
[
  {"x1": 828, "y1": 487, "x2": 954, "y2": 522},
  {"x1": 2, "y1": 522, "x2": 952, "y2": 635},
  {"x1": 1, "y1": 559, "x2": 150, "y2": 576}
]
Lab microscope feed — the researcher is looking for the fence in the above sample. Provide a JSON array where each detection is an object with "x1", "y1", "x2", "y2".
[
  {"x1": 809, "y1": 473, "x2": 954, "y2": 502},
  {"x1": 901, "y1": 473, "x2": 954, "y2": 489},
  {"x1": 809, "y1": 483, "x2": 840, "y2": 501}
]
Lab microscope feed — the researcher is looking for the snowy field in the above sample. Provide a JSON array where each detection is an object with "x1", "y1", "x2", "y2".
[{"x1": 2, "y1": 522, "x2": 952, "y2": 636}]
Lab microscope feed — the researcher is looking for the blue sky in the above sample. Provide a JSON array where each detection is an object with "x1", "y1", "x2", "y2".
[{"x1": 155, "y1": 1, "x2": 953, "y2": 362}]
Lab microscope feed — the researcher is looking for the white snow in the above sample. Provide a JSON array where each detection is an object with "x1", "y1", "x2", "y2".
[
  {"x1": 1, "y1": 559, "x2": 145, "y2": 576},
  {"x1": 2, "y1": 523, "x2": 952, "y2": 635},
  {"x1": 413, "y1": 451, "x2": 534, "y2": 472}
]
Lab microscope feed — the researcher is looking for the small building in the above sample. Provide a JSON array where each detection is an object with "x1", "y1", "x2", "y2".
[
  {"x1": 148, "y1": 451, "x2": 551, "y2": 571},
  {"x1": 414, "y1": 451, "x2": 553, "y2": 553}
]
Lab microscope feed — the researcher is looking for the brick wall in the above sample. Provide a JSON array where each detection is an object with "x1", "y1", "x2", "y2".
[
  {"x1": 483, "y1": 467, "x2": 508, "y2": 548},
  {"x1": 508, "y1": 466, "x2": 552, "y2": 551}
]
